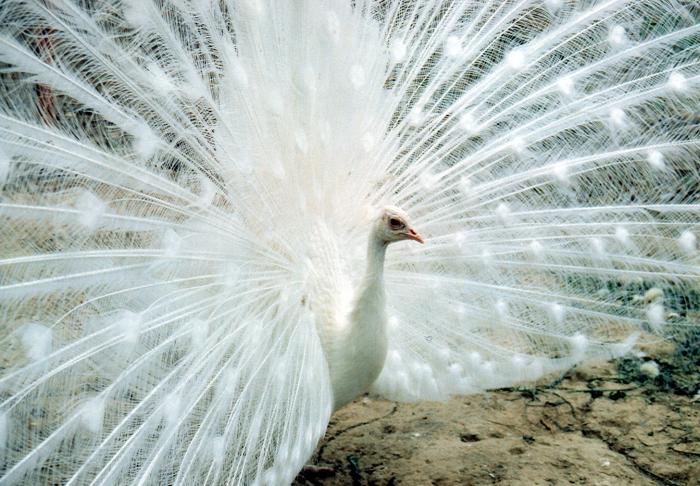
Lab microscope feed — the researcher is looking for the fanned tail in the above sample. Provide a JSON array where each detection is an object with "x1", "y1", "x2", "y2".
[
  {"x1": 0, "y1": 0, "x2": 698, "y2": 483},
  {"x1": 371, "y1": 0, "x2": 699, "y2": 400},
  {"x1": 0, "y1": 1, "x2": 342, "y2": 483}
]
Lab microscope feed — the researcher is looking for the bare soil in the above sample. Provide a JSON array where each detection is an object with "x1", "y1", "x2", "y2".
[{"x1": 296, "y1": 345, "x2": 699, "y2": 486}]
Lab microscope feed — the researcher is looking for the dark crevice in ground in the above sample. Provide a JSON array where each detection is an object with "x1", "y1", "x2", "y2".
[
  {"x1": 314, "y1": 402, "x2": 400, "y2": 464},
  {"x1": 579, "y1": 426, "x2": 678, "y2": 486}
]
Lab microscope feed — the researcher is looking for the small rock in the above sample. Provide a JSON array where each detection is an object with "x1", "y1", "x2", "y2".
[
  {"x1": 460, "y1": 433, "x2": 481, "y2": 443},
  {"x1": 608, "y1": 390, "x2": 626, "y2": 401}
]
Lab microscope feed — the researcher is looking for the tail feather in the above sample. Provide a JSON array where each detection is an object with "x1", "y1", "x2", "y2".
[
  {"x1": 0, "y1": 0, "x2": 698, "y2": 483},
  {"x1": 370, "y1": 0, "x2": 699, "y2": 400}
]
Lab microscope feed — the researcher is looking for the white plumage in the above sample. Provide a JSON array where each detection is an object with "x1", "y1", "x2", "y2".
[{"x1": 0, "y1": 0, "x2": 698, "y2": 484}]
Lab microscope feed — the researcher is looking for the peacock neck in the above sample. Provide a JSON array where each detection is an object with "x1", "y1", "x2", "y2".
[
  {"x1": 363, "y1": 235, "x2": 388, "y2": 287},
  {"x1": 349, "y1": 233, "x2": 389, "y2": 339},
  {"x1": 328, "y1": 232, "x2": 389, "y2": 409}
]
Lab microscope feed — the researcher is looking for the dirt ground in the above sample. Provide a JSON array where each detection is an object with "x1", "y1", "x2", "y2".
[{"x1": 295, "y1": 343, "x2": 699, "y2": 486}]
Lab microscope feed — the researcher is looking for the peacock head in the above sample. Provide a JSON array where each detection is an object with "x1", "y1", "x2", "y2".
[{"x1": 375, "y1": 206, "x2": 424, "y2": 245}]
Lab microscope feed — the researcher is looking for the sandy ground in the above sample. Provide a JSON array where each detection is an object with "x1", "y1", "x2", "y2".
[{"x1": 295, "y1": 344, "x2": 699, "y2": 486}]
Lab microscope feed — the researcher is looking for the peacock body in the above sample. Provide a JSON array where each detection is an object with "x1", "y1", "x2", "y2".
[{"x1": 0, "y1": 0, "x2": 698, "y2": 484}]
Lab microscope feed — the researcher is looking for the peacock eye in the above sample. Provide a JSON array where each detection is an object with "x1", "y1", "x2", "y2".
[{"x1": 389, "y1": 217, "x2": 405, "y2": 230}]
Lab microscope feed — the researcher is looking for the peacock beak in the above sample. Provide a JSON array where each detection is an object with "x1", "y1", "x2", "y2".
[{"x1": 406, "y1": 228, "x2": 424, "y2": 244}]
